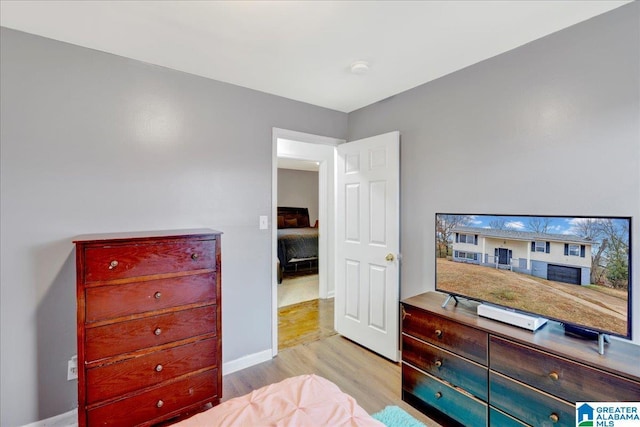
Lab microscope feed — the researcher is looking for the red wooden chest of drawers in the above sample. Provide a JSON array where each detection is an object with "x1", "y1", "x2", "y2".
[{"x1": 74, "y1": 229, "x2": 222, "y2": 427}]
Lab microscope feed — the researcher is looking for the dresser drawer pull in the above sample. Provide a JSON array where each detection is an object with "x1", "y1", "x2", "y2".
[
  {"x1": 108, "y1": 260, "x2": 119, "y2": 270},
  {"x1": 548, "y1": 371, "x2": 559, "y2": 381},
  {"x1": 401, "y1": 306, "x2": 411, "y2": 320},
  {"x1": 155, "y1": 364, "x2": 163, "y2": 372},
  {"x1": 435, "y1": 392, "x2": 442, "y2": 399},
  {"x1": 156, "y1": 399, "x2": 164, "y2": 408},
  {"x1": 154, "y1": 291, "x2": 162, "y2": 299},
  {"x1": 434, "y1": 360, "x2": 442, "y2": 368},
  {"x1": 435, "y1": 329, "x2": 443, "y2": 338},
  {"x1": 191, "y1": 253, "x2": 199, "y2": 260},
  {"x1": 549, "y1": 413, "x2": 559, "y2": 423},
  {"x1": 154, "y1": 328, "x2": 162, "y2": 336}
]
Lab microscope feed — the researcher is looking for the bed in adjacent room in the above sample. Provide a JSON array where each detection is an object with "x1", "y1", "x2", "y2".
[{"x1": 277, "y1": 207, "x2": 319, "y2": 283}]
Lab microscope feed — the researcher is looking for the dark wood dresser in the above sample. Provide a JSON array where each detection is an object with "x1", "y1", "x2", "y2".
[
  {"x1": 74, "y1": 229, "x2": 222, "y2": 427},
  {"x1": 401, "y1": 292, "x2": 640, "y2": 427}
]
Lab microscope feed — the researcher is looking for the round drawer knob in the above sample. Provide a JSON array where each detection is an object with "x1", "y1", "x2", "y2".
[
  {"x1": 156, "y1": 400, "x2": 164, "y2": 408},
  {"x1": 549, "y1": 413, "x2": 559, "y2": 423},
  {"x1": 435, "y1": 329, "x2": 443, "y2": 338},
  {"x1": 548, "y1": 371, "x2": 559, "y2": 381},
  {"x1": 434, "y1": 360, "x2": 442, "y2": 368},
  {"x1": 108, "y1": 260, "x2": 119, "y2": 270},
  {"x1": 155, "y1": 364, "x2": 163, "y2": 372},
  {"x1": 154, "y1": 328, "x2": 162, "y2": 336},
  {"x1": 154, "y1": 291, "x2": 162, "y2": 299},
  {"x1": 435, "y1": 392, "x2": 442, "y2": 399},
  {"x1": 191, "y1": 253, "x2": 199, "y2": 260}
]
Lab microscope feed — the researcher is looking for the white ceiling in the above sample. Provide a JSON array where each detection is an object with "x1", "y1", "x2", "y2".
[{"x1": 0, "y1": 1, "x2": 631, "y2": 113}]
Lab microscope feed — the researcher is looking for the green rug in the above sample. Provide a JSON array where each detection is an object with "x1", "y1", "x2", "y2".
[{"x1": 372, "y1": 405, "x2": 426, "y2": 427}]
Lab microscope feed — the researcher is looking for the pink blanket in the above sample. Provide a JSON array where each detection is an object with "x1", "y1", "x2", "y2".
[{"x1": 174, "y1": 374, "x2": 384, "y2": 426}]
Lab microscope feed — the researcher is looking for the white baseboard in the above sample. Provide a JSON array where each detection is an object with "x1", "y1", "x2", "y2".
[
  {"x1": 22, "y1": 350, "x2": 273, "y2": 427},
  {"x1": 21, "y1": 409, "x2": 77, "y2": 427},
  {"x1": 223, "y1": 348, "x2": 273, "y2": 375}
]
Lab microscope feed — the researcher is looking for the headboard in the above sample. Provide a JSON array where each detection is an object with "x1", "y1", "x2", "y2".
[{"x1": 277, "y1": 207, "x2": 310, "y2": 229}]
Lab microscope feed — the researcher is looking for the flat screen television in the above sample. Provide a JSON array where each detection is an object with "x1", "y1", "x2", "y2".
[{"x1": 435, "y1": 213, "x2": 632, "y2": 339}]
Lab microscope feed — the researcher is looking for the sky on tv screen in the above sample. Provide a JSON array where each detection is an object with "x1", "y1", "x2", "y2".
[{"x1": 461, "y1": 215, "x2": 627, "y2": 235}]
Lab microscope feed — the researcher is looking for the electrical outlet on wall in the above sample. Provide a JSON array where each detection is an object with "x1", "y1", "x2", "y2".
[{"x1": 67, "y1": 355, "x2": 78, "y2": 381}]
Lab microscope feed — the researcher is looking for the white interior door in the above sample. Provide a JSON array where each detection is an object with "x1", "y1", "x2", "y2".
[{"x1": 335, "y1": 131, "x2": 400, "y2": 361}]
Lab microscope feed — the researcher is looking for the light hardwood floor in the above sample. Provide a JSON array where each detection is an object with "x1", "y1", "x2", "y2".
[
  {"x1": 225, "y1": 314, "x2": 442, "y2": 426},
  {"x1": 278, "y1": 298, "x2": 336, "y2": 349}
]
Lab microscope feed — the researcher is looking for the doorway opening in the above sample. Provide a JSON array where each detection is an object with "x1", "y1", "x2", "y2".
[
  {"x1": 277, "y1": 166, "x2": 320, "y2": 310},
  {"x1": 271, "y1": 129, "x2": 343, "y2": 356}
]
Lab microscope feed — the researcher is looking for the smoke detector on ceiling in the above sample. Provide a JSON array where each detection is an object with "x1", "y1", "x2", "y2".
[{"x1": 350, "y1": 60, "x2": 370, "y2": 75}]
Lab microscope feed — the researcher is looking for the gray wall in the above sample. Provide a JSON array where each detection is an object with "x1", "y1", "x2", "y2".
[
  {"x1": 2, "y1": 3, "x2": 639, "y2": 425},
  {"x1": 349, "y1": 3, "x2": 639, "y2": 340},
  {"x1": 277, "y1": 169, "x2": 319, "y2": 224},
  {"x1": 0, "y1": 28, "x2": 347, "y2": 426}
]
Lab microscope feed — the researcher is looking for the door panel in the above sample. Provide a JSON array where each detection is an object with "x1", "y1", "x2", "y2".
[
  {"x1": 370, "y1": 180, "x2": 387, "y2": 245},
  {"x1": 345, "y1": 183, "x2": 360, "y2": 241},
  {"x1": 336, "y1": 131, "x2": 400, "y2": 361},
  {"x1": 369, "y1": 264, "x2": 387, "y2": 331},
  {"x1": 345, "y1": 260, "x2": 360, "y2": 319}
]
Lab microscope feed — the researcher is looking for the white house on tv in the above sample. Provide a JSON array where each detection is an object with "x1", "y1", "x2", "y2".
[{"x1": 451, "y1": 226, "x2": 593, "y2": 286}]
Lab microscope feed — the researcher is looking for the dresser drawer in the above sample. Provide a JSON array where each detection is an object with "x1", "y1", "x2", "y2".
[
  {"x1": 490, "y1": 371, "x2": 575, "y2": 427},
  {"x1": 490, "y1": 408, "x2": 528, "y2": 427},
  {"x1": 403, "y1": 363, "x2": 487, "y2": 427},
  {"x1": 402, "y1": 304, "x2": 488, "y2": 365},
  {"x1": 490, "y1": 336, "x2": 640, "y2": 402},
  {"x1": 87, "y1": 368, "x2": 218, "y2": 426},
  {"x1": 84, "y1": 238, "x2": 217, "y2": 282},
  {"x1": 402, "y1": 333, "x2": 487, "y2": 400},
  {"x1": 85, "y1": 273, "x2": 217, "y2": 322},
  {"x1": 85, "y1": 306, "x2": 216, "y2": 362},
  {"x1": 86, "y1": 338, "x2": 218, "y2": 403}
]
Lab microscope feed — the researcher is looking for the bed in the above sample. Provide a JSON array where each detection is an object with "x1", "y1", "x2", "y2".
[
  {"x1": 277, "y1": 207, "x2": 319, "y2": 282},
  {"x1": 173, "y1": 374, "x2": 384, "y2": 427}
]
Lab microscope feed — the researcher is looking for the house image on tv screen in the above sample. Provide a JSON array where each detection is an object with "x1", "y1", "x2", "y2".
[{"x1": 451, "y1": 226, "x2": 592, "y2": 285}]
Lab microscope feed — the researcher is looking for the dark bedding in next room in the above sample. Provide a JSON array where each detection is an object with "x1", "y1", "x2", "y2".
[
  {"x1": 278, "y1": 227, "x2": 319, "y2": 266},
  {"x1": 277, "y1": 207, "x2": 318, "y2": 281}
]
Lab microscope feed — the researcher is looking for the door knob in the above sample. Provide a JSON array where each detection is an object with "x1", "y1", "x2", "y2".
[{"x1": 385, "y1": 253, "x2": 395, "y2": 261}]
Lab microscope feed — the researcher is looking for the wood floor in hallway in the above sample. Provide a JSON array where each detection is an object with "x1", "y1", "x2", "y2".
[{"x1": 278, "y1": 297, "x2": 336, "y2": 350}]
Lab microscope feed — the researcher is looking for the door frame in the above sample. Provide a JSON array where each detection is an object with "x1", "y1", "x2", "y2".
[{"x1": 271, "y1": 128, "x2": 344, "y2": 356}]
